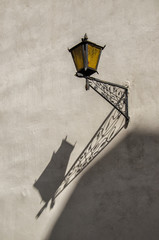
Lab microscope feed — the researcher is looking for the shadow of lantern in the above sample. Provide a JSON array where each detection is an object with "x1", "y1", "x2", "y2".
[{"x1": 33, "y1": 136, "x2": 75, "y2": 218}]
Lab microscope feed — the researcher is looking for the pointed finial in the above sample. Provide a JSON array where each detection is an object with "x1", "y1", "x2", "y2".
[
  {"x1": 84, "y1": 33, "x2": 88, "y2": 40},
  {"x1": 82, "y1": 33, "x2": 88, "y2": 41}
]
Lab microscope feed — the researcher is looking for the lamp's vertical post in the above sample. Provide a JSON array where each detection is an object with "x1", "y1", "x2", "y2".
[{"x1": 85, "y1": 77, "x2": 90, "y2": 90}]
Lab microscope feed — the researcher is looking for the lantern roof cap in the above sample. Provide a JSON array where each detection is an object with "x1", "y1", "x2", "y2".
[{"x1": 68, "y1": 34, "x2": 106, "y2": 52}]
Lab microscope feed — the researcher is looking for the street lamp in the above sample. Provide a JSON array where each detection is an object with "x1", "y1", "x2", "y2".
[
  {"x1": 69, "y1": 34, "x2": 130, "y2": 128},
  {"x1": 53, "y1": 34, "x2": 130, "y2": 198}
]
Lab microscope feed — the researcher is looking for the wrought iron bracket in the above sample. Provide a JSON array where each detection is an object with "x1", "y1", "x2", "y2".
[
  {"x1": 76, "y1": 74, "x2": 130, "y2": 128},
  {"x1": 54, "y1": 75, "x2": 130, "y2": 198}
]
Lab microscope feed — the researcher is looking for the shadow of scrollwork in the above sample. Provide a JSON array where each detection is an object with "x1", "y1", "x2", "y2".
[{"x1": 55, "y1": 107, "x2": 125, "y2": 198}]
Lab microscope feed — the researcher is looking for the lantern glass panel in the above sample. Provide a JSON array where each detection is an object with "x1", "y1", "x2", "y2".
[
  {"x1": 71, "y1": 45, "x2": 84, "y2": 71},
  {"x1": 88, "y1": 44, "x2": 101, "y2": 70}
]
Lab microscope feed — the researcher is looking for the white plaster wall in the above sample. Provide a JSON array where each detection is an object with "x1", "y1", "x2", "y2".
[{"x1": 0, "y1": 0, "x2": 159, "y2": 239}]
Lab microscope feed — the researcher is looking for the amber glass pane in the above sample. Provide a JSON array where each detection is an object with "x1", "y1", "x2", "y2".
[
  {"x1": 88, "y1": 44, "x2": 101, "y2": 70},
  {"x1": 71, "y1": 45, "x2": 84, "y2": 71}
]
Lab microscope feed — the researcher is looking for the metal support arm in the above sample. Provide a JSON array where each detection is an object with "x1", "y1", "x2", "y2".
[{"x1": 85, "y1": 76, "x2": 130, "y2": 128}]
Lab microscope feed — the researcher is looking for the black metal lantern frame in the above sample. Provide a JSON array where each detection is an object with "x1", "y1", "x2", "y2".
[{"x1": 68, "y1": 34, "x2": 105, "y2": 77}]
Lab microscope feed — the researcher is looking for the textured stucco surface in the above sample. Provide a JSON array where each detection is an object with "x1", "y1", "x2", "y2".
[{"x1": 0, "y1": 0, "x2": 159, "y2": 239}]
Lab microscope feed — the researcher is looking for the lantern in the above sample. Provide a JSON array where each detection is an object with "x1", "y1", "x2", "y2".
[{"x1": 68, "y1": 34, "x2": 105, "y2": 77}]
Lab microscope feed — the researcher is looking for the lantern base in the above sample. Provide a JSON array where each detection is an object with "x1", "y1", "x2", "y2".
[{"x1": 76, "y1": 68, "x2": 97, "y2": 77}]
